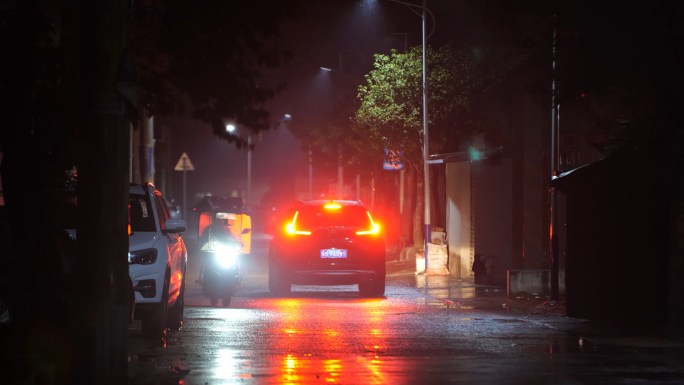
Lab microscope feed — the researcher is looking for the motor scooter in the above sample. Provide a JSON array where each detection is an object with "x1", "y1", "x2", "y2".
[
  {"x1": 193, "y1": 197, "x2": 252, "y2": 307},
  {"x1": 199, "y1": 221, "x2": 243, "y2": 307}
]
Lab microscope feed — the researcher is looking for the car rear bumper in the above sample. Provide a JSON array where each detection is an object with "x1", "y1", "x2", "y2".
[{"x1": 290, "y1": 269, "x2": 383, "y2": 285}]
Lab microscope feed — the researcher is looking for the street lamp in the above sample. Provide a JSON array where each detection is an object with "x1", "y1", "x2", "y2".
[
  {"x1": 279, "y1": 113, "x2": 311, "y2": 200},
  {"x1": 319, "y1": 59, "x2": 348, "y2": 199},
  {"x1": 385, "y1": 0, "x2": 434, "y2": 273},
  {"x1": 225, "y1": 122, "x2": 251, "y2": 209}
]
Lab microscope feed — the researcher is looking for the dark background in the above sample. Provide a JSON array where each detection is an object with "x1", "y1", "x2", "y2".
[{"x1": 162, "y1": 1, "x2": 477, "y2": 211}]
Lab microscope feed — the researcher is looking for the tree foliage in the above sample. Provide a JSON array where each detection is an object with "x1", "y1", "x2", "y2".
[
  {"x1": 0, "y1": 2, "x2": 297, "y2": 382},
  {"x1": 129, "y1": 0, "x2": 296, "y2": 146},
  {"x1": 354, "y1": 45, "x2": 487, "y2": 170},
  {"x1": 353, "y1": 44, "x2": 491, "y2": 248}
]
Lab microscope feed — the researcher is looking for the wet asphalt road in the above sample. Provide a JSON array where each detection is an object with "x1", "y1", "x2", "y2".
[{"x1": 128, "y1": 235, "x2": 684, "y2": 385}]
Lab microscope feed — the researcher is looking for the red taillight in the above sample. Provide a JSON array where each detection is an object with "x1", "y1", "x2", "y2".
[
  {"x1": 324, "y1": 202, "x2": 342, "y2": 210},
  {"x1": 285, "y1": 211, "x2": 311, "y2": 236},
  {"x1": 356, "y1": 211, "x2": 381, "y2": 236},
  {"x1": 127, "y1": 203, "x2": 131, "y2": 236},
  {"x1": 285, "y1": 223, "x2": 311, "y2": 236},
  {"x1": 356, "y1": 223, "x2": 380, "y2": 236}
]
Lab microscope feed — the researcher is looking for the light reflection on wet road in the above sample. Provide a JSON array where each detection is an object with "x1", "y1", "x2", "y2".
[
  {"x1": 128, "y1": 237, "x2": 684, "y2": 385},
  {"x1": 134, "y1": 292, "x2": 419, "y2": 384},
  {"x1": 130, "y1": 284, "x2": 684, "y2": 385}
]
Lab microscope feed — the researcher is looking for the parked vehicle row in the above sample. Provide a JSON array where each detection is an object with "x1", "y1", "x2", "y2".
[
  {"x1": 2, "y1": 184, "x2": 389, "y2": 340},
  {"x1": 0, "y1": 182, "x2": 189, "y2": 340},
  {"x1": 128, "y1": 183, "x2": 188, "y2": 338}
]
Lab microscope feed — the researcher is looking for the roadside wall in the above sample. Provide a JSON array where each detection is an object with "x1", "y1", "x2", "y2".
[
  {"x1": 472, "y1": 157, "x2": 514, "y2": 285},
  {"x1": 446, "y1": 162, "x2": 472, "y2": 278}
]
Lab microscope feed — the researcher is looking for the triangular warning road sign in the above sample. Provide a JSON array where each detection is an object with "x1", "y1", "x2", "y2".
[{"x1": 174, "y1": 152, "x2": 195, "y2": 171}]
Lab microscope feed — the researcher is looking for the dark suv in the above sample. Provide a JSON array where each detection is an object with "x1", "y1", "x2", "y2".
[{"x1": 268, "y1": 200, "x2": 386, "y2": 297}]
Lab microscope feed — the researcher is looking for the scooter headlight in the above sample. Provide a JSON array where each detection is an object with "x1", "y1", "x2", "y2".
[{"x1": 210, "y1": 242, "x2": 240, "y2": 269}]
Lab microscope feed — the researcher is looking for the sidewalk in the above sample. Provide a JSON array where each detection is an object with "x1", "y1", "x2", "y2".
[
  {"x1": 386, "y1": 258, "x2": 566, "y2": 316},
  {"x1": 386, "y1": 258, "x2": 684, "y2": 350}
]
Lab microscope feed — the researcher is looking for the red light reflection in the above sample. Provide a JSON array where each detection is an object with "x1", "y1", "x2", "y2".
[{"x1": 272, "y1": 298, "x2": 388, "y2": 384}]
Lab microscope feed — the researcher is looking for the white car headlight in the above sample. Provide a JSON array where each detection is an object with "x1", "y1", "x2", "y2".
[{"x1": 129, "y1": 248, "x2": 158, "y2": 265}]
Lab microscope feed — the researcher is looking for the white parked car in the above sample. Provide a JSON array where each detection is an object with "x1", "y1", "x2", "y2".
[{"x1": 128, "y1": 183, "x2": 187, "y2": 338}]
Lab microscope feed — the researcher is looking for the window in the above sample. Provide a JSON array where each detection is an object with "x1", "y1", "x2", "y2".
[
  {"x1": 154, "y1": 192, "x2": 170, "y2": 232},
  {"x1": 296, "y1": 205, "x2": 370, "y2": 229},
  {"x1": 129, "y1": 194, "x2": 156, "y2": 232}
]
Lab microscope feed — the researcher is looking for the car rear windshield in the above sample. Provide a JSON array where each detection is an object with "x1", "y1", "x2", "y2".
[
  {"x1": 296, "y1": 205, "x2": 371, "y2": 228},
  {"x1": 129, "y1": 194, "x2": 156, "y2": 232}
]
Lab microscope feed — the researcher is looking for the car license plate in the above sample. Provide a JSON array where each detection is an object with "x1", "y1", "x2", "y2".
[{"x1": 320, "y1": 248, "x2": 347, "y2": 259}]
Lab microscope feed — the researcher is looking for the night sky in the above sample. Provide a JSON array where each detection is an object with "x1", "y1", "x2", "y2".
[{"x1": 165, "y1": 1, "x2": 472, "y2": 210}]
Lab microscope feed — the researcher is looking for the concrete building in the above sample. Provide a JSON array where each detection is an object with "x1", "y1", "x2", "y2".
[{"x1": 437, "y1": 90, "x2": 604, "y2": 296}]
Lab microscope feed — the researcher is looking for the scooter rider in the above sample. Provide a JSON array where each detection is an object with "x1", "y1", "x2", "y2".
[{"x1": 197, "y1": 218, "x2": 236, "y2": 283}]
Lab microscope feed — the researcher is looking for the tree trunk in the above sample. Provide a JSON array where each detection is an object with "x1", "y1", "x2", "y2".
[
  {"x1": 74, "y1": 108, "x2": 130, "y2": 384},
  {"x1": 413, "y1": 166, "x2": 425, "y2": 250},
  {"x1": 131, "y1": 122, "x2": 141, "y2": 183},
  {"x1": 140, "y1": 107, "x2": 155, "y2": 184},
  {"x1": 72, "y1": 1, "x2": 131, "y2": 383},
  {"x1": 1, "y1": 2, "x2": 131, "y2": 383},
  {"x1": 1, "y1": 128, "x2": 68, "y2": 324},
  {"x1": 0, "y1": 5, "x2": 77, "y2": 381},
  {"x1": 131, "y1": 106, "x2": 155, "y2": 184}
]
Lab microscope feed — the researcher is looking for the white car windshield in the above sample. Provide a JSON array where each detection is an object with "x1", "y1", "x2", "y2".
[{"x1": 129, "y1": 194, "x2": 156, "y2": 232}]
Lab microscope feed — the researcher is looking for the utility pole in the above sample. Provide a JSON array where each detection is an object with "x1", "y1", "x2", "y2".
[
  {"x1": 338, "y1": 150, "x2": 344, "y2": 198},
  {"x1": 385, "y1": 0, "x2": 435, "y2": 273},
  {"x1": 142, "y1": 112, "x2": 155, "y2": 183},
  {"x1": 247, "y1": 132, "x2": 252, "y2": 209},
  {"x1": 549, "y1": 15, "x2": 560, "y2": 302},
  {"x1": 421, "y1": 0, "x2": 431, "y2": 273},
  {"x1": 174, "y1": 152, "x2": 195, "y2": 220},
  {"x1": 309, "y1": 146, "x2": 313, "y2": 200}
]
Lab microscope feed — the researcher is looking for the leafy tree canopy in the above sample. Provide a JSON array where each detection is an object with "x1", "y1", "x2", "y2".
[
  {"x1": 129, "y1": 0, "x2": 296, "y2": 147},
  {"x1": 354, "y1": 45, "x2": 488, "y2": 169},
  {"x1": 0, "y1": 1, "x2": 297, "y2": 156}
]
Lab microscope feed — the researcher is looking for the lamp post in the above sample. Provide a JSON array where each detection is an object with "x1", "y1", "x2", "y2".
[
  {"x1": 549, "y1": 17, "x2": 560, "y2": 302},
  {"x1": 309, "y1": 145, "x2": 313, "y2": 200},
  {"x1": 225, "y1": 123, "x2": 252, "y2": 209},
  {"x1": 319, "y1": 60, "x2": 347, "y2": 199},
  {"x1": 386, "y1": 0, "x2": 434, "y2": 272},
  {"x1": 247, "y1": 132, "x2": 252, "y2": 209}
]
